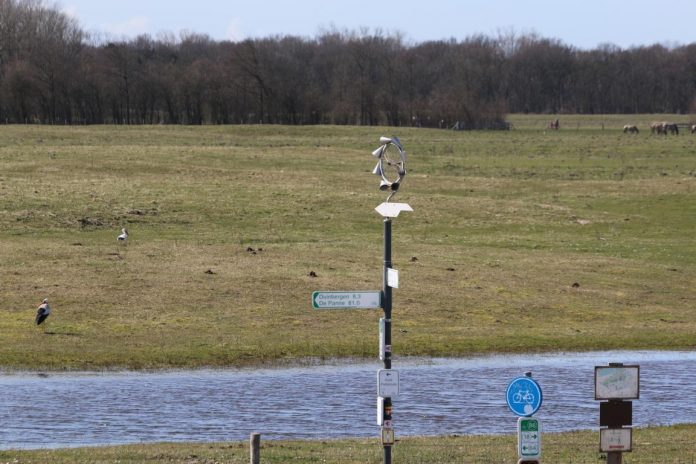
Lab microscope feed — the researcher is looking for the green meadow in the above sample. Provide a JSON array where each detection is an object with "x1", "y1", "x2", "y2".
[
  {"x1": 4, "y1": 425, "x2": 696, "y2": 463},
  {"x1": 1, "y1": 115, "x2": 695, "y2": 370}
]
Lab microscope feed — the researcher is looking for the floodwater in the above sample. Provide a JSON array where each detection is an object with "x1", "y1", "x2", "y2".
[{"x1": 1, "y1": 350, "x2": 695, "y2": 450}]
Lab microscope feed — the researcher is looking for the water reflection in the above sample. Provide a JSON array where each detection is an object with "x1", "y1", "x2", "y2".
[{"x1": 1, "y1": 350, "x2": 695, "y2": 449}]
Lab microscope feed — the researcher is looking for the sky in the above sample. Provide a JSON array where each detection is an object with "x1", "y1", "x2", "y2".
[{"x1": 59, "y1": 0, "x2": 696, "y2": 50}]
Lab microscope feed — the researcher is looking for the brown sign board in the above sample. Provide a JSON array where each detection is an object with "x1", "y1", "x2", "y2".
[{"x1": 599, "y1": 401, "x2": 632, "y2": 427}]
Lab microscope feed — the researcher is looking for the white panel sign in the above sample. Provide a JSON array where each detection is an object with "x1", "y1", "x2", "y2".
[
  {"x1": 312, "y1": 291, "x2": 381, "y2": 309},
  {"x1": 387, "y1": 268, "x2": 399, "y2": 288},
  {"x1": 379, "y1": 318, "x2": 385, "y2": 360},
  {"x1": 377, "y1": 396, "x2": 384, "y2": 425},
  {"x1": 600, "y1": 428, "x2": 632, "y2": 452},
  {"x1": 378, "y1": 369, "x2": 400, "y2": 397},
  {"x1": 595, "y1": 365, "x2": 640, "y2": 400}
]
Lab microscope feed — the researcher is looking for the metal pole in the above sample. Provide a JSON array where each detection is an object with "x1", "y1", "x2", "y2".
[
  {"x1": 383, "y1": 218, "x2": 392, "y2": 368},
  {"x1": 383, "y1": 217, "x2": 392, "y2": 464}
]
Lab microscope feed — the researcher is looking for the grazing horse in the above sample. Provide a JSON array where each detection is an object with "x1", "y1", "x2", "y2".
[
  {"x1": 547, "y1": 118, "x2": 559, "y2": 130},
  {"x1": 664, "y1": 123, "x2": 679, "y2": 135},
  {"x1": 623, "y1": 125, "x2": 639, "y2": 134},
  {"x1": 650, "y1": 121, "x2": 667, "y2": 134},
  {"x1": 691, "y1": 124, "x2": 696, "y2": 134}
]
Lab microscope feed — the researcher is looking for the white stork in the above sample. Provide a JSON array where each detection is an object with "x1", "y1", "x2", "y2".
[
  {"x1": 36, "y1": 298, "x2": 51, "y2": 327},
  {"x1": 117, "y1": 228, "x2": 129, "y2": 243}
]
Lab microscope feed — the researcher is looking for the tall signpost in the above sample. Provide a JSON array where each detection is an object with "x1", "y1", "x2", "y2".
[
  {"x1": 506, "y1": 372, "x2": 543, "y2": 464},
  {"x1": 595, "y1": 363, "x2": 640, "y2": 464},
  {"x1": 372, "y1": 136, "x2": 411, "y2": 464},
  {"x1": 313, "y1": 136, "x2": 410, "y2": 464}
]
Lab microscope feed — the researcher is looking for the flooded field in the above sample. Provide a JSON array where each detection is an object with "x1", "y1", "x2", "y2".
[{"x1": 1, "y1": 350, "x2": 694, "y2": 449}]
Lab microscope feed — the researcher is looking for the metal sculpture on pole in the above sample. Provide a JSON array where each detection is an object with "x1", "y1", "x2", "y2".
[{"x1": 372, "y1": 136, "x2": 412, "y2": 464}]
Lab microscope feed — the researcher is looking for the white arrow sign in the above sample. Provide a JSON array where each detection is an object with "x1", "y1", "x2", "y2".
[
  {"x1": 312, "y1": 291, "x2": 381, "y2": 309},
  {"x1": 378, "y1": 369, "x2": 400, "y2": 397},
  {"x1": 375, "y1": 202, "x2": 413, "y2": 218}
]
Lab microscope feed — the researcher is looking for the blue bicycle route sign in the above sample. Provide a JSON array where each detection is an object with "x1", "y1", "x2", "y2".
[{"x1": 506, "y1": 376, "x2": 543, "y2": 417}]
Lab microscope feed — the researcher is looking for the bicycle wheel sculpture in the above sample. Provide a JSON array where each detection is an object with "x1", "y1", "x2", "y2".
[{"x1": 371, "y1": 136, "x2": 406, "y2": 198}]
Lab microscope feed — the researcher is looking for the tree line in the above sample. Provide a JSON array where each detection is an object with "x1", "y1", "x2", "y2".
[{"x1": 2, "y1": 0, "x2": 696, "y2": 127}]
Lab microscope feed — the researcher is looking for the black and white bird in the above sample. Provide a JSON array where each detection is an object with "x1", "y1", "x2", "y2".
[
  {"x1": 35, "y1": 298, "x2": 51, "y2": 326},
  {"x1": 117, "y1": 228, "x2": 129, "y2": 243}
]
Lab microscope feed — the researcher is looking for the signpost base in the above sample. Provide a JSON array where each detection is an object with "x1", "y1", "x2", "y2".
[{"x1": 607, "y1": 451, "x2": 622, "y2": 464}]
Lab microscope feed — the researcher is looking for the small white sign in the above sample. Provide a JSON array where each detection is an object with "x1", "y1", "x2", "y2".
[
  {"x1": 600, "y1": 428, "x2": 632, "y2": 452},
  {"x1": 375, "y1": 202, "x2": 413, "y2": 218},
  {"x1": 378, "y1": 369, "x2": 400, "y2": 397},
  {"x1": 379, "y1": 318, "x2": 385, "y2": 360},
  {"x1": 377, "y1": 396, "x2": 384, "y2": 425},
  {"x1": 595, "y1": 365, "x2": 640, "y2": 400},
  {"x1": 387, "y1": 268, "x2": 399, "y2": 288}
]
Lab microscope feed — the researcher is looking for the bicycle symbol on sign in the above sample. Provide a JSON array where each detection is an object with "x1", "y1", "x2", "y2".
[
  {"x1": 513, "y1": 389, "x2": 535, "y2": 404},
  {"x1": 507, "y1": 376, "x2": 542, "y2": 417}
]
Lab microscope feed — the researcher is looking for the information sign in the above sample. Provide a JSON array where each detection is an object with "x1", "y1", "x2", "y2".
[
  {"x1": 518, "y1": 417, "x2": 541, "y2": 458},
  {"x1": 595, "y1": 365, "x2": 640, "y2": 400},
  {"x1": 600, "y1": 428, "x2": 632, "y2": 452},
  {"x1": 378, "y1": 369, "x2": 400, "y2": 397},
  {"x1": 506, "y1": 377, "x2": 543, "y2": 417},
  {"x1": 312, "y1": 291, "x2": 381, "y2": 309}
]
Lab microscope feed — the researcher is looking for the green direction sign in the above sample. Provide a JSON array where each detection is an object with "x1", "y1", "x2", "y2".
[
  {"x1": 520, "y1": 418, "x2": 539, "y2": 432},
  {"x1": 312, "y1": 291, "x2": 381, "y2": 309},
  {"x1": 518, "y1": 417, "x2": 541, "y2": 458}
]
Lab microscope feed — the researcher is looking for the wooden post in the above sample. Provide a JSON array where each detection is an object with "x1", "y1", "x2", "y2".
[
  {"x1": 250, "y1": 432, "x2": 260, "y2": 464},
  {"x1": 607, "y1": 451, "x2": 622, "y2": 464}
]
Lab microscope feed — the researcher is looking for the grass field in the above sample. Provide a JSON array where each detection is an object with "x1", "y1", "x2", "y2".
[
  {"x1": 3, "y1": 424, "x2": 696, "y2": 463},
  {"x1": 1, "y1": 115, "x2": 695, "y2": 370}
]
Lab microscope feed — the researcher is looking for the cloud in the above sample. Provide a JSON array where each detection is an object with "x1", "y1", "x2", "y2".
[
  {"x1": 103, "y1": 16, "x2": 150, "y2": 38},
  {"x1": 226, "y1": 18, "x2": 245, "y2": 41}
]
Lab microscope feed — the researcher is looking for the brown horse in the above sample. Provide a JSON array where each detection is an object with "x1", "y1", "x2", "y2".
[
  {"x1": 547, "y1": 118, "x2": 559, "y2": 130},
  {"x1": 623, "y1": 124, "x2": 639, "y2": 134},
  {"x1": 650, "y1": 121, "x2": 666, "y2": 134},
  {"x1": 651, "y1": 121, "x2": 680, "y2": 135}
]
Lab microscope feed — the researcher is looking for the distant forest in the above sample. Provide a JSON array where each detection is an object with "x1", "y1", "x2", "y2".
[{"x1": 2, "y1": 0, "x2": 696, "y2": 126}]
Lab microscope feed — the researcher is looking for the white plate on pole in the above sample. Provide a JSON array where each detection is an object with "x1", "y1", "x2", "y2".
[
  {"x1": 378, "y1": 369, "x2": 400, "y2": 397},
  {"x1": 387, "y1": 268, "x2": 399, "y2": 288}
]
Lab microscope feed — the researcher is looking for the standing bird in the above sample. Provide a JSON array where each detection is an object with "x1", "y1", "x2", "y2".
[
  {"x1": 36, "y1": 299, "x2": 51, "y2": 328},
  {"x1": 117, "y1": 228, "x2": 129, "y2": 243}
]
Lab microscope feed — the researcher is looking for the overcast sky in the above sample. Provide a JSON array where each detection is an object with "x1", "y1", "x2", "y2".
[{"x1": 60, "y1": 0, "x2": 696, "y2": 49}]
